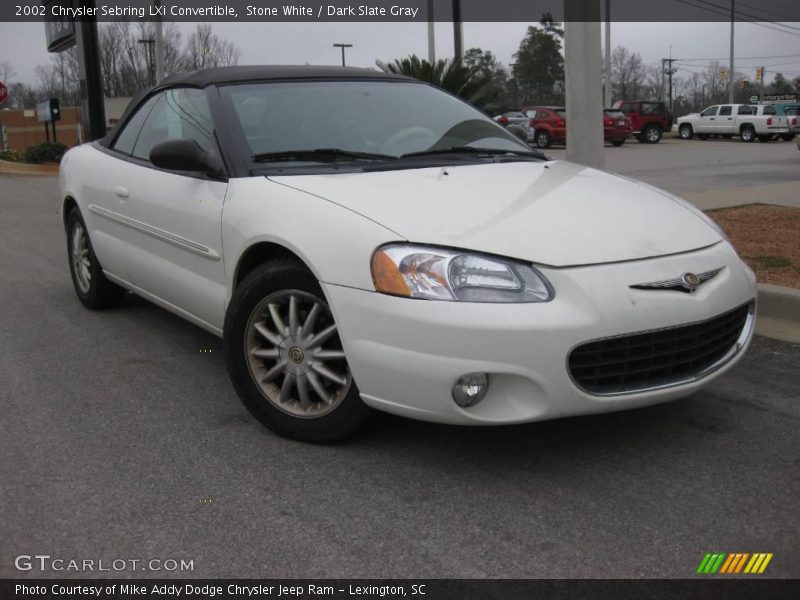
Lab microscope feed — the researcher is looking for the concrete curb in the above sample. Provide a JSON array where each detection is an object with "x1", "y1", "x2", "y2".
[
  {"x1": 758, "y1": 283, "x2": 800, "y2": 322},
  {"x1": 0, "y1": 160, "x2": 59, "y2": 176}
]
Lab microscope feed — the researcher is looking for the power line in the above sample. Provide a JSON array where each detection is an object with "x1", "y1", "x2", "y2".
[
  {"x1": 675, "y1": 53, "x2": 800, "y2": 62},
  {"x1": 674, "y1": 0, "x2": 800, "y2": 38},
  {"x1": 686, "y1": 0, "x2": 800, "y2": 34}
]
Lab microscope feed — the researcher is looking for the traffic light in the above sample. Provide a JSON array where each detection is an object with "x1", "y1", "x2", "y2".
[
  {"x1": 719, "y1": 67, "x2": 727, "y2": 81},
  {"x1": 755, "y1": 67, "x2": 763, "y2": 81},
  {"x1": 740, "y1": 79, "x2": 748, "y2": 89}
]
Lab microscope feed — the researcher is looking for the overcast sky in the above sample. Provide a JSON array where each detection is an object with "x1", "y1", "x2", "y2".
[{"x1": 1, "y1": 20, "x2": 799, "y2": 87}]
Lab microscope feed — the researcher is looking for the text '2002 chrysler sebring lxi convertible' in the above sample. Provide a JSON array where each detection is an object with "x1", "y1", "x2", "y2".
[{"x1": 60, "y1": 66, "x2": 756, "y2": 442}]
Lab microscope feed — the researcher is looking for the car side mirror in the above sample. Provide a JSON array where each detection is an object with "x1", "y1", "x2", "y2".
[{"x1": 150, "y1": 139, "x2": 224, "y2": 177}]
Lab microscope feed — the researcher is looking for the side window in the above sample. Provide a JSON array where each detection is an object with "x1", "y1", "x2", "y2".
[
  {"x1": 131, "y1": 88, "x2": 215, "y2": 162},
  {"x1": 737, "y1": 105, "x2": 753, "y2": 115},
  {"x1": 719, "y1": 106, "x2": 732, "y2": 116},
  {"x1": 641, "y1": 102, "x2": 663, "y2": 115},
  {"x1": 111, "y1": 94, "x2": 161, "y2": 155},
  {"x1": 620, "y1": 102, "x2": 636, "y2": 113},
  {"x1": 700, "y1": 106, "x2": 718, "y2": 117},
  {"x1": 762, "y1": 105, "x2": 776, "y2": 115}
]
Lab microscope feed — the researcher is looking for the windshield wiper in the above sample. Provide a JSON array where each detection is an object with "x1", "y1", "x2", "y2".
[
  {"x1": 400, "y1": 146, "x2": 544, "y2": 160},
  {"x1": 252, "y1": 148, "x2": 395, "y2": 163}
]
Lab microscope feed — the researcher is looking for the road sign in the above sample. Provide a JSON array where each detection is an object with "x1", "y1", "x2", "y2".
[
  {"x1": 44, "y1": 1, "x2": 76, "y2": 52},
  {"x1": 0, "y1": 81, "x2": 8, "y2": 106}
]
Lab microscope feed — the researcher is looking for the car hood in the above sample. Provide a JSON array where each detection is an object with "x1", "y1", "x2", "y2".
[{"x1": 269, "y1": 160, "x2": 721, "y2": 267}]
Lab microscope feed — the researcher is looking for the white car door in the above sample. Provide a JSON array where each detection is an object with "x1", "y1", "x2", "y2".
[
  {"x1": 716, "y1": 105, "x2": 735, "y2": 134},
  {"x1": 696, "y1": 106, "x2": 718, "y2": 133},
  {"x1": 99, "y1": 88, "x2": 228, "y2": 331}
]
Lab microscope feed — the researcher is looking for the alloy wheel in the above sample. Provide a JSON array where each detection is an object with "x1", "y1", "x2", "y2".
[
  {"x1": 71, "y1": 222, "x2": 92, "y2": 294},
  {"x1": 243, "y1": 290, "x2": 352, "y2": 418}
]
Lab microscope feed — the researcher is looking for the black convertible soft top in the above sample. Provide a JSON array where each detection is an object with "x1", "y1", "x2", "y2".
[
  {"x1": 100, "y1": 65, "x2": 413, "y2": 148},
  {"x1": 157, "y1": 65, "x2": 411, "y2": 88}
]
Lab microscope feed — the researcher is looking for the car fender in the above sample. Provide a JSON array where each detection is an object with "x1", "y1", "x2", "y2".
[{"x1": 221, "y1": 176, "x2": 403, "y2": 306}]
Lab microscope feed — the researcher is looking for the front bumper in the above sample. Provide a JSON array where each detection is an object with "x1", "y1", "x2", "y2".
[{"x1": 323, "y1": 242, "x2": 756, "y2": 425}]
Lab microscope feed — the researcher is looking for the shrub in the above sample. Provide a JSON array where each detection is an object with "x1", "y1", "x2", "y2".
[
  {"x1": 0, "y1": 149, "x2": 25, "y2": 162},
  {"x1": 23, "y1": 141, "x2": 68, "y2": 164}
]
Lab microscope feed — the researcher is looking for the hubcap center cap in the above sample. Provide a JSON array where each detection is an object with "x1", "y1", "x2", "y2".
[{"x1": 288, "y1": 346, "x2": 304, "y2": 363}]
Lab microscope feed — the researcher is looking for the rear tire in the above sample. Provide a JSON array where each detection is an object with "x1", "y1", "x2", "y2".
[
  {"x1": 740, "y1": 126, "x2": 755, "y2": 142},
  {"x1": 642, "y1": 124, "x2": 662, "y2": 143},
  {"x1": 697, "y1": 134, "x2": 710, "y2": 140},
  {"x1": 66, "y1": 208, "x2": 126, "y2": 309},
  {"x1": 223, "y1": 259, "x2": 371, "y2": 443},
  {"x1": 780, "y1": 133, "x2": 796, "y2": 141},
  {"x1": 679, "y1": 124, "x2": 693, "y2": 140},
  {"x1": 757, "y1": 134, "x2": 772, "y2": 143}
]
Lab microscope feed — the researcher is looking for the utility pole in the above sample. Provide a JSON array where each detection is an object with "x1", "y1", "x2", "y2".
[
  {"x1": 728, "y1": 0, "x2": 735, "y2": 103},
  {"x1": 452, "y1": 0, "x2": 463, "y2": 59},
  {"x1": 333, "y1": 43, "x2": 352, "y2": 67},
  {"x1": 564, "y1": 0, "x2": 604, "y2": 169},
  {"x1": 427, "y1": 0, "x2": 435, "y2": 63},
  {"x1": 154, "y1": 0, "x2": 164, "y2": 83},
  {"x1": 662, "y1": 58, "x2": 676, "y2": 113},
  {"x1": 604, "y1": 0, "x2": 611, "y2": 107}
]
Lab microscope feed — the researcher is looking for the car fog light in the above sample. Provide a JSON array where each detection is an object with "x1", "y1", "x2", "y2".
[{"x1": 452, "y1": 373, "x2": 489, "y2": 407}]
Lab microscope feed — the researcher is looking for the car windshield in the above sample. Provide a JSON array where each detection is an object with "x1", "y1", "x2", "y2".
[{"x1": 219, "y1": 80, "x2": 535, "y2": 165}]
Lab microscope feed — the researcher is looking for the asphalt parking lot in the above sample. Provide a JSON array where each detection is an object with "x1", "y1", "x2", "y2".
[
  {"x1": 1, "y1": 145, "x2": 799, "y2": 579},
  {"x1": 546, "y1": 135, "x2": 800, "y2": 201}
]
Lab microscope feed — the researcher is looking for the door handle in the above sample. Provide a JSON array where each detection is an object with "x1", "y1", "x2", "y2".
[{"x1": 113, "y1": 186, "x2": 129, "y2": 199}]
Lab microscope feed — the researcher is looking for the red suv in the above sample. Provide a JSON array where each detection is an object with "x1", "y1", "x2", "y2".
[
  {"x1": 525, "y1": 106, "x2": 631, "y2": 149},
  {"x1": 612, "y1": 100, "x2": 673, "y2": 143}
]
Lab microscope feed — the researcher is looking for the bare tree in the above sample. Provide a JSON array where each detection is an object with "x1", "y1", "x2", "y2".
[
  {"x1": 610, "y1": 46, "x2": 644, "y2": 102},
  {"x1": 0, "y1": 60, "x2": 16, "y2": 82},
  {"x1": 182, "y1": 24, "x2": 241, "y2": 71}
]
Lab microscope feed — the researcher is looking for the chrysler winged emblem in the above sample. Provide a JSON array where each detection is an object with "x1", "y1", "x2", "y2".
[{"x1": 631, "y1": 268, "x2": 724, "y2": 293}]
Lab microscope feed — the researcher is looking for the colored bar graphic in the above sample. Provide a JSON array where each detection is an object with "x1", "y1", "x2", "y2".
[
  {"x1": 758, "y1": 554, "x2": 773, "y2": 573},
  {"x1": 719, "y1": 554, "x2": 736, "y2": 573},
  {"x1": 734, "y1": 553, "x2": 749, "y2": 573},
  {"x1": 699, "y1": 552, "x2": 773, "y2": 574},
  {"x1": 697, "y1": 554, "x2": 712, "y2": 573}
]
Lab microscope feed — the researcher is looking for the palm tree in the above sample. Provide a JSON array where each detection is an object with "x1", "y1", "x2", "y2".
[{"x1": 375, "y1": 55, "x2": 496, "y2": 110}]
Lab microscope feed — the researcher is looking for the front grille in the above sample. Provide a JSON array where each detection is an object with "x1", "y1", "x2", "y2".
[{"x1": 568, "y1": 303, "x2": 751, "y2": 395}]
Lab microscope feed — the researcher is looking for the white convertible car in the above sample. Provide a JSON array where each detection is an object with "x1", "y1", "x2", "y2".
[{"x1": 60, "y1": 66, "x2": 757, "y2": 441}]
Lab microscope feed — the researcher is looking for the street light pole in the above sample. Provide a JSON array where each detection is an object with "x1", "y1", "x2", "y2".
[
  {"x1": 604, "y1": 0, "x2": 611, "y2": 107},
  {"x1": 427, "y1": 0, "x2": 435, "y2": 63},
  {"x1": 154, "y1": 0, "x2": 164, "y2": 83},
  {"x1": 729, "y1": 0, "x2": 735, "y2": 103},
  {"x1": 333, "y1": 43, "x2": 353, "y2": 67},
  {"x1": 452, "y1": 0, "x2": 463, "y2": 58},
  {"x1": 138, "y1": 38, "x2": 155, "y2": 85}
]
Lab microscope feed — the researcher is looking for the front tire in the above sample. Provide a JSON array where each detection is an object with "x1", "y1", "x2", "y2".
[
  {"x1": 223, "y1": 260, "x2": 371, "y2": 442},
  {"x1": 66, "y1": 208, "x2": 125, "y2": 309},
  {"x1": 534, "y1": 129, "x2": 552, "y2": 149},
  {"x1": 679, "y1": 124, "x2": 693, "y2": 140}
]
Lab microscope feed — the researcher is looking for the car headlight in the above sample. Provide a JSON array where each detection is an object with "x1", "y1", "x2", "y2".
[{"x1": 371, "y1": 244, "x2": 553, "y2": 303}]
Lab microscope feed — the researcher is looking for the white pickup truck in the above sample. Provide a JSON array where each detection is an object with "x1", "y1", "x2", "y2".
[{"x1": 677, "y1": 104, "x2": 789, "y2": 142}]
